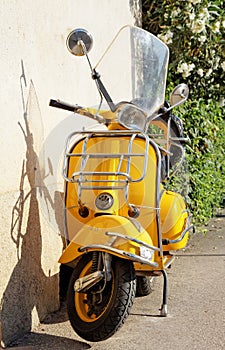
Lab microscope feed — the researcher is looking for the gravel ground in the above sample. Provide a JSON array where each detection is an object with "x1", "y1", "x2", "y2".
[{"x1": 5, "y1": 215, "x2": 225, "y2": 350}]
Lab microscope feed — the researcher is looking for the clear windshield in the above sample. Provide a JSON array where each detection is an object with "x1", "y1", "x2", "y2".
[{"x1": 95, "y1": 25, "x2": 169, "y2": 119}]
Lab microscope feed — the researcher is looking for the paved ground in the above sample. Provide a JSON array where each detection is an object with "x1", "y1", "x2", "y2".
[{"x1": 5, "y1": 215, "x2": 225, "y2": 350}]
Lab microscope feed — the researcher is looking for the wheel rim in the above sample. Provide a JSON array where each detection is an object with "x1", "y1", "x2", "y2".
[{"x1": 75, "y1": 261, "x2": 114, "y2": 322}]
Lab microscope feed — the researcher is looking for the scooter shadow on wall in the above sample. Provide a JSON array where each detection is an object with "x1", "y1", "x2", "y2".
[{"x1": 0, "y1": 61, "x2": 79, "y2": 348}]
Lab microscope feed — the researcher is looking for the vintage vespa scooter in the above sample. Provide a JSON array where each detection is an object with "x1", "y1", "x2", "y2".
[{"x1": 50, "y1": 25, "x2": 192, "y2": 342}]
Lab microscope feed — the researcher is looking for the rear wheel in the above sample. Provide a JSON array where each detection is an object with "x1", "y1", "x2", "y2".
[
  {"x1": 136, "y1": 276, "x2": 154, "y2": 297},
  {"x1": 67, "y1": 253, "x2": 136, "y2": 342}
]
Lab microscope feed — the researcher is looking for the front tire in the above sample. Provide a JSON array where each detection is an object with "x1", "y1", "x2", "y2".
[{"x1": 67, "y1": 253, "x2": 136, "y2": 342}]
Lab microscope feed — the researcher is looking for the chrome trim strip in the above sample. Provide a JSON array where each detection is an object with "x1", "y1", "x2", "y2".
[
  {"x1": 78, "y1": 244, "x2": 159, "y2": 268},
  {"x1": 147, "y1": 138, "x2": 163, "y2": 257},
  {"x1": 105, "y1": 231, "x2": 160, "y2": 251},
  {"x1": 62, "y1": 130, "x2": 149, "y2": 184},
  {"x1": 67, "y1": 152, "x2": 146, "y2": 157},
  {"x1": 164, "y1": 256, "x2": 175, "y2": 269},
  {"x1": 163, "y1": 225, "x2": 193, "y2": 245}
]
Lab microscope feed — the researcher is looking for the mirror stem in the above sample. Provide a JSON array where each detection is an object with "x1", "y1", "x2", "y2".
[
  {"x1": 92, "y1": 70, "x2": 116, "y2": 112},
  {"x1": 79, "y1": 40, "x2": 94, "y2": 72},
  {"x1": 79, "y1": 39, "x2": 116, "y2": 112}
]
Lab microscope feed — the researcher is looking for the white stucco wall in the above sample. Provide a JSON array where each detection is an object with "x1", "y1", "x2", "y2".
[{"x1": 0, "y1": 0, "x2": 141, "y2": 346}]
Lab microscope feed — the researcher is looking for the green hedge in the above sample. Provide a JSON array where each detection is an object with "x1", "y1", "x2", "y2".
[
  {"x1": 142, "y1": 0, "x2": 225, "y2": 223},
  {"x1": 178, "y1": 100, "x2": 225, "y2": 222}
]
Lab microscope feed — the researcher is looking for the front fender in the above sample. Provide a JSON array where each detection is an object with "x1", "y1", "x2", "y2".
[{"x1": 59, "y1": 215, "x2": 154, "y2": 265}]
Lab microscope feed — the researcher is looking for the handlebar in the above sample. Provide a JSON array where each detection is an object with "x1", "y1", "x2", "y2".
[
  {"x1": 49, "y1": 99, "x2": 81, "y2": 112},
  {"x1": 49, "y1": 98, "x2": 106, "y2": 123}
]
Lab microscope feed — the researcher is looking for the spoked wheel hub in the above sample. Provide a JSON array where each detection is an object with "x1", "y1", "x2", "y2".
[{"x1": 82, "y1": 279, "x2": 113, "y2": 318}]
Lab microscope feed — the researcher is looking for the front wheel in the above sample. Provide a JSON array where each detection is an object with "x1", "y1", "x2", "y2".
[{"x1": 67, "y1": 253, "x2": 136, "y2": 342}]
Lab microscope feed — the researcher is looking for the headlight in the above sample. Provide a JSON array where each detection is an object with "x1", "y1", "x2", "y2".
[
  {"x1": 117, "y1": 104, "x2": 146, "y2": 131},
  {"x1": 95, "y1": 192, "x2": 114, "y2": 210}
]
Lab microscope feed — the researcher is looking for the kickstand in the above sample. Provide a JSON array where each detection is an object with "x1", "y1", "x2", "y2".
[{"x1": 160, "y1": 269, "x2": 168, "y2": 316}]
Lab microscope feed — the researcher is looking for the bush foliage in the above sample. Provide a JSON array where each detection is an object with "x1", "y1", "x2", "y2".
[{"x1": 142, "y1": 0, "x2": 225, "y2": 223}]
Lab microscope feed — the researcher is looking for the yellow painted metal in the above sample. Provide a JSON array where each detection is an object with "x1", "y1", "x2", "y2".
[
  {"x1": 161, "y1": 190, "x2": 189, "y2": 250},
  {"x1": 59, "y1": 215, "x2": 154, "y2": 265},
  {"x1": 145, "y1": 189, "x2": 189, "y2": 252},
  {"x1": 134, "y1": 254, "x2": 174, "y2": 273}
]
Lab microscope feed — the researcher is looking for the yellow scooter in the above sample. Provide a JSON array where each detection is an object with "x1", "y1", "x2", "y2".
[{"x1": 50, "y1": 25, "x2": 192, "y2": 342}]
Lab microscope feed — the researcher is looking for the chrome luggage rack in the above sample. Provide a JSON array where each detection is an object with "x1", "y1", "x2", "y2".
[{"x1": 63, "y1": 130, "x2": 150, "y2": 192}]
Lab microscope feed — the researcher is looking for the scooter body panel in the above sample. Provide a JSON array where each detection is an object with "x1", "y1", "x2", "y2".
[
  {"x1": 59, "y1": 214, "x2": 155, "y2": 265},
  {"x1": 161, "y1": 190, "x2": 189, "y2": 250}
]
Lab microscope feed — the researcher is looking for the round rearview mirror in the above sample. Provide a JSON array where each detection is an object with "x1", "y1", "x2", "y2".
[
  {"x1": 170, "y1": 83, "x2": 189, "y2": 107},
  {"x1": 66, "y1": 28, "x2": 93, "y2": 56}
]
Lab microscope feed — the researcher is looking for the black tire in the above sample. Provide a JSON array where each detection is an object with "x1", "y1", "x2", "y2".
[
  {"x1": 136, "y1": 276, "x2": 154, "y2": 297},
  {"x1": 67, "y1": 253, "x2": 136, "y2": 342}
]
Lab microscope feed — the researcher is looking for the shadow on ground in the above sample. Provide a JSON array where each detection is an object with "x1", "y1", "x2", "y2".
[
  {"x1": 8, "y1": 332, "x2": 90, "y2": 350},
  {"x1": 40, "y1": 302, "x2": 68, "y2": 325}
]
